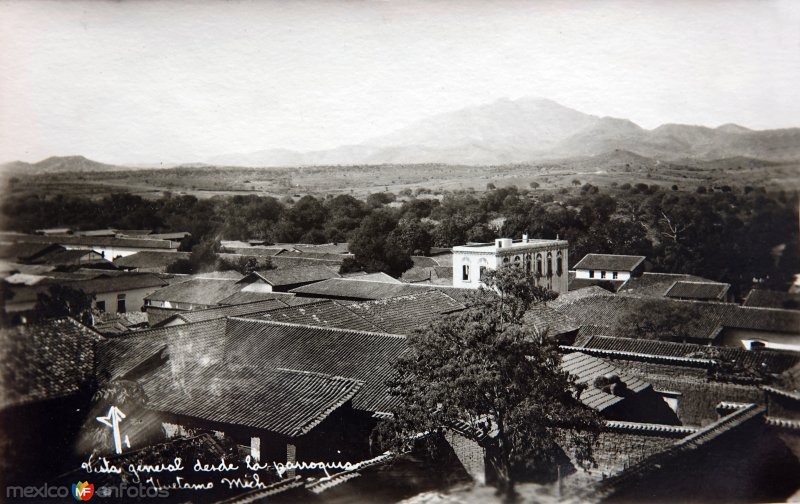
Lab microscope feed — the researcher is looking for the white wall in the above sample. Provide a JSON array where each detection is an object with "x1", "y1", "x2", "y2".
[{"x1": 575, "y1": 269, "x2": 631, "y2": 281}]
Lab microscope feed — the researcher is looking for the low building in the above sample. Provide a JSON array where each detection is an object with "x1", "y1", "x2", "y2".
[
  {"x1": 451, "y1": 235, "x2": 569, "y2": 292},
  {"x1": 573, "y1": 253, "x2": 645, "y2": 282}
]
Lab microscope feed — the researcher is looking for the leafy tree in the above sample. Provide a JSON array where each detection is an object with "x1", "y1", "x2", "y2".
[
  {"x1": 33, "y1": 284, "x2": 95, "y2": 324},
  {"x1": 379, "y1": 269, "x2": 600, "y2": 497},
  {"x1": 481, "y1": 267, "x2": 558, "y2": 322},
  {"x1": 349, "y1": 209, "x2": 412, "y2": 276}
]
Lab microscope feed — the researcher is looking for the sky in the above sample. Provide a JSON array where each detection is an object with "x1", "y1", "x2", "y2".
[{"x1": 1, "y1": 0, "x2": 799, "y2": 165}]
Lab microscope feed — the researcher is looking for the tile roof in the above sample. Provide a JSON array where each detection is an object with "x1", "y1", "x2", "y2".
[
  {"x1": 559, "y1": 351, "x2": 651, "y2": 411},
  {"x1": 743, "y1": 289, "x2": 800, "y2": 310},
  {"x1": 97, "y1": 318, "x2": 227, "y2": 380},
  {"x1": 270, "y1": 256, "x2": 343, "y2": 269},
  {"x1": 665, "y1": 281, "x2": 730, "y2": 301},
  {"x1": 217, "y1": 290, "x2": 308, "y2": 305},
  {"x1": 522, "y1": 303, "x2": 579, "y2": 337},
  {"x1": 618, "y1": 272, "x2": 715, "y2": 298},
  {"x1": 290, "y1": 278, "x2": 473, "y2": 302},
  {"x1": 345, "y1": 290, "x2": 466, "y2": 334},
  {"x1": 553, "y1": 292, "x2": 800, "y2": 342},
  {"x1": 0, "y1": 317, "x2": 103, "y2": 409},
  {"x1": 258, "y1": 265, "x2": 340, "y2": 287},
  {"x1": 348, "y1": 272, "x2": 402, "y2": 283},
  {"x1": 573, "y1": 254, "x2": 645, "y2": 272},
  {"x1": 588, "y1": 403, "x2": 765, "y2": 501},
  {"x1": 144, "y1": 364, "x2": 363, "y2": 436},
  {"x1": 6, "y1": 273, "x2": 169, "y2": 303},
  {"x1": 256, "y1": 300, "x2": 384, "y2": 332},
  {"x1": 113, "y1": 251, "x2": 191, "y2": 269},
  {"x1": 165, "y1": 299, "x2": 290, "y2": 324},
  {"x1": 223, "y1": 318, "x2": 408, "y2": 413},
  {"x1": 32, "y1": 248, "x2": 106, "y2": 266},
  {"x1": 568, "y1": 277, "x2": 626, "y2": 292},
  {"x1": 144, "y1": 278, "x2": 244, "y2": 305},
  {"x1": 6, "y1": 234, "x2": 177, "y2": 250},
  {"x1": 289, "y1": 242, "x2": 350, "y2": 254},
  {"x1": 576, "y1": 335, "x2": 800, "y2": 374}
]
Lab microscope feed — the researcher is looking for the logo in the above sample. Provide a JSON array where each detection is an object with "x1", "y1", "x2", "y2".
[{"x1": 72, "y1": 482, "x2": 94, "y2": 501}]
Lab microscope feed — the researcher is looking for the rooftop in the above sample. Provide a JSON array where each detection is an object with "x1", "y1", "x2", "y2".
[
  {"x1": 256, "y1": 299, "x2": 384, "y2": 332},
  {"x1": 743, "y1": 289, "x2": 800, "y2": 310},
  {"x1": 665, "y1": 281, "x2": 730, "y2": 301},
  {"x1": 1, "y1": 318, "x2": 103, "y2": 410},
  {"x1": 560, "y1": 351, "x2": 651, "y2": 412},
  {"x1": 453, "y1": 237, "x2": 568, "y2": 253},
  {"x1": 258, "y1": 264, "x2": 340, "y2": 287},
  {"x1": 145, "y1": 364, "x2": 363, "y2": 436},
  {"x1": 345, "y1": 290, "x2": 466, "y2": 334},
  {"x1": 162, "y1": 298, "x2": 290, "y2": 325},
  {"x1": 223, "y1": 317, "x2": 408, "y2": 413},
  {"x1": 573, "y1": 254, "x2": 646, "y2": 272},
  {"x1": 144, "y1": 278, "x2": 245, "y2": 305},
  {"x1": 290, "y1": 278, "x2": 474, "y2": 302}
]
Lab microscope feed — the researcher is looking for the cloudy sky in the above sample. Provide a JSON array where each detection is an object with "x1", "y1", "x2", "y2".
[{"x1": 1, "y1": 0, "x2": 798, "y2": 164}]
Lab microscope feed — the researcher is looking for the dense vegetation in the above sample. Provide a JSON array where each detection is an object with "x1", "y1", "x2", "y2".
[
  {"x1": 2, "y1": 183, "x2": 797, "y2": 296},
  {"x1": 378, "y1": 268, "x2": 600, "y2": 496}
]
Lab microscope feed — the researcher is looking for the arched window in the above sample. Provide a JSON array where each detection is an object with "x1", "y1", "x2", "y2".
[
  {"x1": 479, "y1": 258, "x2": 489, "y2": 280},
  {"x1": 556, "y1": 251, "x2": 563, "y2": 276},
  {"x1": 503, "y1": 257, "x2": 510, "y2": 265},
  {"x1": 536, "y1": 253, "x2": 543, "y2": 276},
  {"x1": 525, "y1": 254, "x2": 532, "y2": 273},
  {"x1": 546, "y1": 252, "x2": 553, "y2": 277},
  {"x1": 513, "y1": 255, "x2": 521, "y2": 268},
  {"x1": 461, "y1": 258, "x2": 471, "y2": 282}
]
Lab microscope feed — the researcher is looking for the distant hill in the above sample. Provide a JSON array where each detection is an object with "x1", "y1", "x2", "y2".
[
  {"x1": 1, "y1": 155, "x2": 124, "y2": 175},
  {"x1": 210, "y1": 97, "x2": 800, "y2": 166}
]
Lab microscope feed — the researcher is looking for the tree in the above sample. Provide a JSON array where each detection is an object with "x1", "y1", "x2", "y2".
[
  {"x1": 379, "y1": 268, "x2": 600, "y2": 497},
  {"x1": 349, "y1": 209, "x2": 413, "y2": 276},
  {"x1": 34, "y1": 284, "x2": 95, "y2": 324}
]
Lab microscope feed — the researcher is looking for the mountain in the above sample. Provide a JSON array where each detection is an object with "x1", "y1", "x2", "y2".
[
  {"x1": 1, "y1": 155, "x2": 124, "y2": 175},
  {"x1": 210, "y1": 97, "x2": 800, "y2": 166}
]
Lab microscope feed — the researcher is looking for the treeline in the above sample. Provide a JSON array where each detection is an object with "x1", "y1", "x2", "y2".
[{"x1": 2, "y1": 183, "x2": 797, "y2": 295}]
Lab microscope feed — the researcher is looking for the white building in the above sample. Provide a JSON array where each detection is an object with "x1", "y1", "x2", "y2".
[
  {"x1": 452, "y1": 235, "x2": 569, "y2": 293},
  {"x1": 573, "y1": 254, "x2": 645, "y2": 282}
]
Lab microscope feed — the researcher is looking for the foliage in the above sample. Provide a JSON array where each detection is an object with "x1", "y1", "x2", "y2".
[
  {"x1": 617, "y1": 299, "x2": 705, "y2": 341},
  {"x1": 348, "y1": 209, "x2": 414, "y2": 276},
  {"x1": 33, "y1": 284, "x2": 95, "y2": 324},
  {"x1": 481, "y1": 267, "x2": 558, "y2": 322},
  {"x1": 2, "y1": 181, "x2": 796, "y2": 291},
  {"x1": 379, "y1": 270, "x2": 600, "y2": 495}
]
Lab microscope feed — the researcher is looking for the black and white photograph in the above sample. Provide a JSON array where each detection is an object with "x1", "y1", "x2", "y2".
[{"x1": 1, "y1": 1, "x2": 799, "y2": 502}]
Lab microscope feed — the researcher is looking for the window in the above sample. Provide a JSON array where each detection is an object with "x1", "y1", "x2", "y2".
[
  {"x1": 600, "y1": 271, "x2": 606, "y2": 279},
  {"x1": 513, "y1": 256, "x2": 521, "y2": 268},
  {"x1": 479, "y1": 266, "x2": 487, "y2": 280},
  {"x1": 116, "y1": 293, "x2": 126, "y2": 313},
  {"x1": 462, "y1": 264, "x2": 470, "y2": 281},
  {"x1": 589, "y1": 270, "x2": 595, "y2": 278},
  {"x1": 503, "y1": 257, "x2": 510, "y2": 265},
  {"x1": 96, "y1": 300, "x2": 106, "y2": 312},
  {"x1": 546, "y1": 252, "x2": 552, "y2": 277},
  {"x1": 612, "y1": 271, "x2": 618, "y2": 279},
  {"x1": 556, "y1": 252, "x2": 563, "y2": 276},
  {"x1": 536, "y1": 254, "x2": 543, "y2": 276}
]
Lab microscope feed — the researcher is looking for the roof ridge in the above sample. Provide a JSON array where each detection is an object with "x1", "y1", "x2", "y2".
[
  {"x1": 226, "y1": 316, "x2": 407, "y2": 339},
  {"x1": 560, "y1": 345, "x2": 715, "y2": 367}
]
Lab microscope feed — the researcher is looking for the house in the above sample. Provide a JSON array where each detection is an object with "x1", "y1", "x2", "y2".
[
  {"x1": 148, "y1": 364, "x2": 365, "y2": 463},
  {"x1": 452, "y1": 235, "x2": 569, "y2": 292},
  {"x1": 1, "y1": 233, "x2": 179, "y2": 260},
  {"x1": 573, "y1": 253, "x2": 645, "y2": 282},
  {"x1": 551, "y1": 290, "x2": 800, "y2": 351},
  {"x1": 3, "y1": 272, "x2": 169, "y2": 315},
  {"x1": 617, "y1": 272, "x2": 720, "y2": 297}
]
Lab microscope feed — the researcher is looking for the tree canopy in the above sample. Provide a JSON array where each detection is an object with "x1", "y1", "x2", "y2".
[{"x1": 379, "y1": 268, "x2": 600, "y2": 496}]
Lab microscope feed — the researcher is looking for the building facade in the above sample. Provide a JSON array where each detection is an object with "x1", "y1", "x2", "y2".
[{"x1": 451, "y1": 235, "x2": 569, "y2": 293}]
